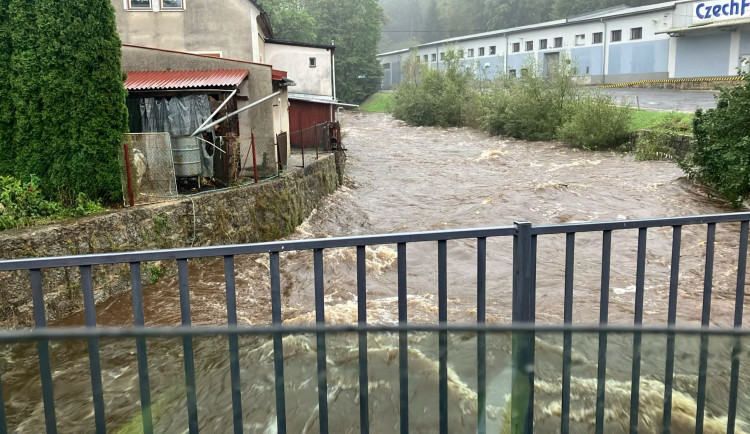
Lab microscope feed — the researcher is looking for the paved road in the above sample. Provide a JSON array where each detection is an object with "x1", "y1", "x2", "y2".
[{"x1": 599, "y1": 87, "x2": 719, "y2": 112}]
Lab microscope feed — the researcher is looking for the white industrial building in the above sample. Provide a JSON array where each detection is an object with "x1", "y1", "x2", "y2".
[{"x1": 377, "y1": 0, "x2": 750, "y2": 88}]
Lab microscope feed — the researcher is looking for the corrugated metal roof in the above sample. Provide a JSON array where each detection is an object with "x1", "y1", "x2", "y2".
[{"x1": 124, "y1": 70, "x2": 249, "y2": 90}]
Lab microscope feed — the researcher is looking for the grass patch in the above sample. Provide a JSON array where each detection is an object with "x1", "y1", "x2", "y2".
[
  {"x1": 359, "y1": 92, "x2": 393, "y2": 113},
  {"x1": 629, "y1": 110, "x2": 693, "y2": 134}
]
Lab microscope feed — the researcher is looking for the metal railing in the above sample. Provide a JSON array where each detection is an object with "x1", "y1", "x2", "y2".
[{"x1": 0, "y1": 212, "x2": 749, "y2": 433}]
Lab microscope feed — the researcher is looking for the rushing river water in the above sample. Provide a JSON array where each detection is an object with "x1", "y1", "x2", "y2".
[{"x1": 4, "y1": 112, "x2": 750, "y2": 432}]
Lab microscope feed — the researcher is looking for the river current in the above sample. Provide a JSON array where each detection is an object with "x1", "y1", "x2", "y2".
[{"x1": 4, "y1": 112, "x2": 750, "y2": 432}]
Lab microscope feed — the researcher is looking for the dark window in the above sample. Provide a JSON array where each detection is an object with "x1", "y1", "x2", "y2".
[
  {"x1": 467, "y1": 48, "x2": 474, "y2": 58},
  {"x1": 512, "y1": 43, "x2": 520, "y2": 53},
  {"x1": 161, "y1": 0, "x2": 183, "y2": 8},
  {"x1": 479, "y1": 47, "x2": 485, "y2": 56},
  {"x1": 611, "y1": 30, "x2": 622, "y2": 42},
  {"x1": 423, "y1": 55, "x2": 429, "y2": 62},
  {"x1": 440, "y1": 52, "x2": 445, "y2": 60},
  {"x1": 520, "y1": 68, "x2": 529, "y2": 77},
  {"x1": 630, "y1": 27, "x2": 642, "y2": 40},
  {"x1": 489, "y1": 46, "x2": 496, "y2": 55},
  {"x1": 554, "y1": 37, "x2": 563, "y2": 48},
  {"x1": 539, "y1": 39, "x2": 547, "y2": 50},
  {"x1": 431, "y1": 53, "x2": 437, "y2": 61},
  {"x1": 526, "y1": 41, "x2": 533, "y2": 51},
  {"x1": 309, "y1": 57, "x2": 317, "y2": 67},
  {"x1": 593, "y1": 32, "x2": 603, "y2": 44},
  {"x1": 382, "y1": 63, "x2": 390, "y2": 70},
  {"x1": 508, "y1": 69, "x2": 516, "y2": 77},
  {"x1": 128, "y1": 0, "x2": 151, "y2": 8}
]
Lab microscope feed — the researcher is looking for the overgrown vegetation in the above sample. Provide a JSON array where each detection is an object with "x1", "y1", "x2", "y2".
[
  {"x1": 392, "y1": 52, "x2": 632, "y2": 150},
  {"x1": 681, "y1": 73, "x2": 750, "y2": 206},
  {"x1": 359, "y1": 92, "x2": 393, "y2": 113},
  {"x1": 0, "y1": 175, "x2": 105, "y2": 230},
  {"x1": 0, "y1": 0, "x2": 128, "y2": 205}
]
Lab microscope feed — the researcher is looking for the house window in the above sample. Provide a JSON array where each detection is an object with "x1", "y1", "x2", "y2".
[
  {"x1": 161, "y1": 0, "x2": 184, "y2": 9},
  {"x1": 554, "y1": 37, "x2": 563, "y2": 48},
  {"x1": 467, "y1": 48, "x2": 474, "y2": 58},
  {"x1": 128, "y1": 0, "x2": 151, "y2": 9},
  {"x1": 489, "y1": 46, "x2": 496, "y2": 55},
  {"x1": 539, "y1": 39, "x2": 547, "y2": 50},
  {"x1": 593, "y1": 32, "x2": 603, "y2": 44},
  {"x1": 508, "y1": 69, "x2": 516, "y2": 77},
  {"x1": 440, "y1": 52, "x2": 445, "y2": 60},
  {"x1": 575, "y1": 34, "x2": 585, "y2": 46},
  {"x1": 512, "y1": 43, "x2": 520, "y2": 53},
  {"x1": 611, "y1": 30, "x2": 622, "y2": 42},
  {"x1": 458, "y1": 49, "x2": 464, "y2": 58},
  {"x1": 423, "y1": 55, "x2": 428, "y2": 62},
  {"x1": 479, "y1": 47, "x2": 485, "y2": 56},
  {"x1": 630, "y1": 27, "x2": 642, "y2": 40},
  {"x1": 526, "y1": 41, "x2": 533, "y2": 51},
  {"x1": 431, "y1": 53, "x2": 437, "y2": 61},
  {"x1": 382, "y1": 63, "x2": 390, "y2": 70},
  {"x1": 309, "y1": 57, "x2": 317, "y2": 67}
]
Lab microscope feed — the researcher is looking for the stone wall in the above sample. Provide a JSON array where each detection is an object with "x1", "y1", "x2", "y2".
[{"x1": 0, "y1": 152, "x2": 344, "y2": 329}]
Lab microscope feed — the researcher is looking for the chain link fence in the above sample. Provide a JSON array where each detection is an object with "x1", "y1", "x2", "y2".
[{"x1": 119, "y1": 133, "x2": 178, "y2": 206}]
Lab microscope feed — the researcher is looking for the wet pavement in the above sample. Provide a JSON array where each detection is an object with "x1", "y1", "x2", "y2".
[{"x1": 599, "y1": 87, "x2": 719, "y2": 112}]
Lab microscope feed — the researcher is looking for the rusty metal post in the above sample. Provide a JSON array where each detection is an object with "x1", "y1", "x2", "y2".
[
  {"x1": 251, "y1": 132, "x2": 259, "y2": 184},
  {"x1": 301, "y1": 137, "x2": 306, "y2": 169},
  {"x1": 123, "y1": 142, "x2": 135, "y2": 207}
]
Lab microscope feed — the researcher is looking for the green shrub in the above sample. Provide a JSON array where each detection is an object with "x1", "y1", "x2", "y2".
[
  {"x1": 680, "y1": 73, "x2": 750, "y2": 206},
  {"x1": 558, "y1": 93, "x2": 632, "y2": 150},
  {"x1": 633, "y1": 131, "x2": 676, "y2": 161}
]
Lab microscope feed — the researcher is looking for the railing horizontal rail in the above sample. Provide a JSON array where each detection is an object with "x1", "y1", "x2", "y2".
[{"x1": 2, "y1": 324, "x2": 750, "y2": 342}]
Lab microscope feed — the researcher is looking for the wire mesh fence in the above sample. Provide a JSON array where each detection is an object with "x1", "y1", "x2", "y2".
[{"x1": 119, "y1": 133, "x2": 178, "y2": 206}]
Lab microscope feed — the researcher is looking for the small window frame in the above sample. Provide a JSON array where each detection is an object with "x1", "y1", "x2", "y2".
[
  {"x1": 554, "y1": 37, "x2": 563, "y2": 48},
  {"x1": 525, "y1": 41, "x2": 533, "y2": 51},
  {"x1": 539, "y1": 39, "x2": 548, "y2": 50},
  {"x1": 467, "y1": 48, "x2": 474, "y2": 58},
  {"x1": 592, "y1": 32, "x2": 603, "y2": 44},
  {"x1": 127, "y1": 0, "x2": 152, "y2": 10},
  {"x1": 478, "y1": 47, "x2": 485, "y2": 57},
  {"x1": 160, "y1": 0, "x2": 185, "y2": 10},
  {"x1": 630, "y1": 27, "x2": 643, "y2": 40},
  {"x1": 611, "y1": 30, "x2": 622, "y2": 42},
  {"x1": 512, "y1": 43, "x2": 520, "y2": 53},
  {"x1": 309, "y1": 57, "x2": 317, "y2": 68},
  {"x1": 575, "y1": 34, "x2": 585, "y2": 46},
  {"x1": 489, "y1": 46, "x2": 496, "y2": 55}
]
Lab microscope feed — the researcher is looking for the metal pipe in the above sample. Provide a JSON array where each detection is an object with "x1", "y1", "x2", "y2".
[
  {"x1": 331, "y1": 41, "x2": 337, "y2": 100},
  {"x1": 191, "y1": 89, "x2": 238, "y2": 137},
  {"x1": 195, "y1": 91, "x2": 282, "y2": 135},
  {"x1": 123, "y1": 143, "x2": 135, "y2": 207},
  {"x1": 601, "y1": 19, "x2": 608, "y2": 85}
]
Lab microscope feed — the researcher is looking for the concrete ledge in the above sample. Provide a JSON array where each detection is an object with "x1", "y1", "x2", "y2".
[{"x1": 0, "y1": 152, "x2": 345, "y2": 328}]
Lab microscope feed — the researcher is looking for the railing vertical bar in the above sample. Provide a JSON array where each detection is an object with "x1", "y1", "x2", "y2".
[
  {"x1": 270, "y1": 252, "x2": 287, "y2": 433},
  {"x1": 130, "y1": 263, "x2": 153, "y2": 433},
  {"x1": 561, "y1": 233, "x2": 575, "y2": 434},
  {"x1": 80, "y1": 266, "x2": 106, "y2": 434},
  {"x1": 511, "y1": 222, "x2": 535, "y2": 434},
  {"x1": 595, "y1": 230, "x2": 612, "y2": 434},
  {"x1": 727, "y1": 221, "x2": 748, "y2": 434},
  {"x1": 356, "y1": 245, "x2": 370, "y2": 434},
  {"x1": 398, "y1": 242, "x2": 409, "y2": 434},
  {"x1": 662, "y1": 226, "x2": 682, "y2": 434},
  {"x1": 177, "y1": 259, "x2": 199, "y2": 433},
  {"x1": 696, "y1": 223, "x2": 716, "y2": 434},
  {"x1": 477, "y1": 237, "x2": 487, "y2": 434},
  {"x1": 31, "y1": 269, "x2": 57, "y2": 434},
  {"x1": 224, "y1": 256, "x2": 243, "y2": 434},
  {"x1": 438, "y1": 240, "x2": 448, "y2": 434},
  {"x1": 314, "y1": 249, "x2": 330, "y2": 434},
  {"x1": 629, "y1": 228, "x2": 647, "y2": 434},
  {"x1": 0, "y1": 362, "x2": 5, "y2": 434}
]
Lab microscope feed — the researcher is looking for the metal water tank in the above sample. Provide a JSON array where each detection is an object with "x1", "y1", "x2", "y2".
[{"x1": 171, "y1": 135, "x2": 202, "y2": 178}]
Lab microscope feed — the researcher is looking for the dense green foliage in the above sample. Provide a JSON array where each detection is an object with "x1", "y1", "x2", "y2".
[
  {"x1": 0, "y1": 175, "x2": 104, "y2": 230},
  {"x1": 681, "y1": 74, "x2": 750, "y2": 206},
  {"x1": 558, "y1": 92, "x2": 632, "y2": 150},
  {"x1": 359, "y1": 92, "x2": 392, "y2": 113},
  {"x1": 259, "y1": 0, "x2": 385, "y2": 104},
  {"x1": 379, "y1": 0, "x2": 668, "y2": 52},
  {"x1": 391, "y1": 53, "x2": 632, "y2": 149},
  {"x1": 0, "y1": 0, "x2": 10, "y2": 175},
  {"x1": 0, "y1": 0, "x2": 127, "y2": 204}
]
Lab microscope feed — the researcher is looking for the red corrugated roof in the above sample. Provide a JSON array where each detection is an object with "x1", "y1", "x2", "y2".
[
  {"x1": 124, "y1": 70, "x2": 249, "y2": 90},
  {"x1": 271, "y1": 69, "x2": 287, "y2": 81}
]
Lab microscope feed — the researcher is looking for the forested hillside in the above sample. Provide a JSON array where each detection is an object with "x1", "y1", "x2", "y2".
[{"x1": 379, "y1": 0, "x2": 669, "y2": 52}]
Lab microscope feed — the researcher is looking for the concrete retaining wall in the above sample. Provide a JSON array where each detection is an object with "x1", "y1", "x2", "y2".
[{"x1": 0, "y1": 152, "x2": 344, "y2": 328}]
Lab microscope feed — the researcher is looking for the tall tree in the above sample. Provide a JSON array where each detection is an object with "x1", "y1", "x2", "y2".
[
  {"x1": 308, "y1": 0, "x2": 385, "y2": 103},
  {"x1": 4, "y1": 0, "x2": 127, "y2": 202},
  {"x1": 258, "y1": 0, "x2": 317, "y2": 43}
]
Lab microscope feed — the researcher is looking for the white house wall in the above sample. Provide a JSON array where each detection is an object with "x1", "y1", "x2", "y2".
[
  {"x1": 378, "y1": 0, "x2": 750, "y2": 88},
  {"x1": 265, "y1": 44, "x2": 334, "y2": 97}
]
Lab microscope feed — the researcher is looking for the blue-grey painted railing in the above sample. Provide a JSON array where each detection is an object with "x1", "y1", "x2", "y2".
[{"x1": 0, "y1": 212, "x2": 748, "y2": 433}]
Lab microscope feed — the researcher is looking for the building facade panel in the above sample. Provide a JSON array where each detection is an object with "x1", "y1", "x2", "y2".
[{"x1": 674, "y1": 32, "x2": 732, "y2": 77}]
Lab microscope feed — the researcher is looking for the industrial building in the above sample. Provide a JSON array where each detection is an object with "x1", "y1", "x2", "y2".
[{"x1": 378, "y1": 0, "x2": 750, "y2": 88}]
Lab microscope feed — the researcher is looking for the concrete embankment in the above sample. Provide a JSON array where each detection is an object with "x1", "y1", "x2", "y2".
[{"x1": 0, "y1": 152, "x2": 345, "y2": 328}]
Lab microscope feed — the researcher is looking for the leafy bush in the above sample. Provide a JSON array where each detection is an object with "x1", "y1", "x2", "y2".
[
  {"x1": 558, "y1": 93, "x2": 632, "y2": 150},
  {"x1": 0, "y1": 175, "x2": 105, "y2": 230},
  {"x1": 680, "y1": 73, "x2": 750, "y2": 206},
  {"x1": 392, "y1": 50, "x2": 473, "y2": 127},
  {"x1": 633, "y1": 130, "x2": 676, "y2": 161}
]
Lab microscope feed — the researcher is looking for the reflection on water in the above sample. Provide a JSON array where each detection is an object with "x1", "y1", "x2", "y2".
[{"x1": 3, "y1": 112, "x2": 750, "y2": 431}]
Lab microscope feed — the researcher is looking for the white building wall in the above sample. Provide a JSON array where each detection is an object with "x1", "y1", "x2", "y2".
[{"x1": 265, "y1": 44, "x2": 334, "y2": 97}]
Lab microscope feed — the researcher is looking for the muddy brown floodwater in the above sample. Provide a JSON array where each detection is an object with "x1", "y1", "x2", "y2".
[{"x1": 4, "y1": 112, "x2": 750, "y2": 433}]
